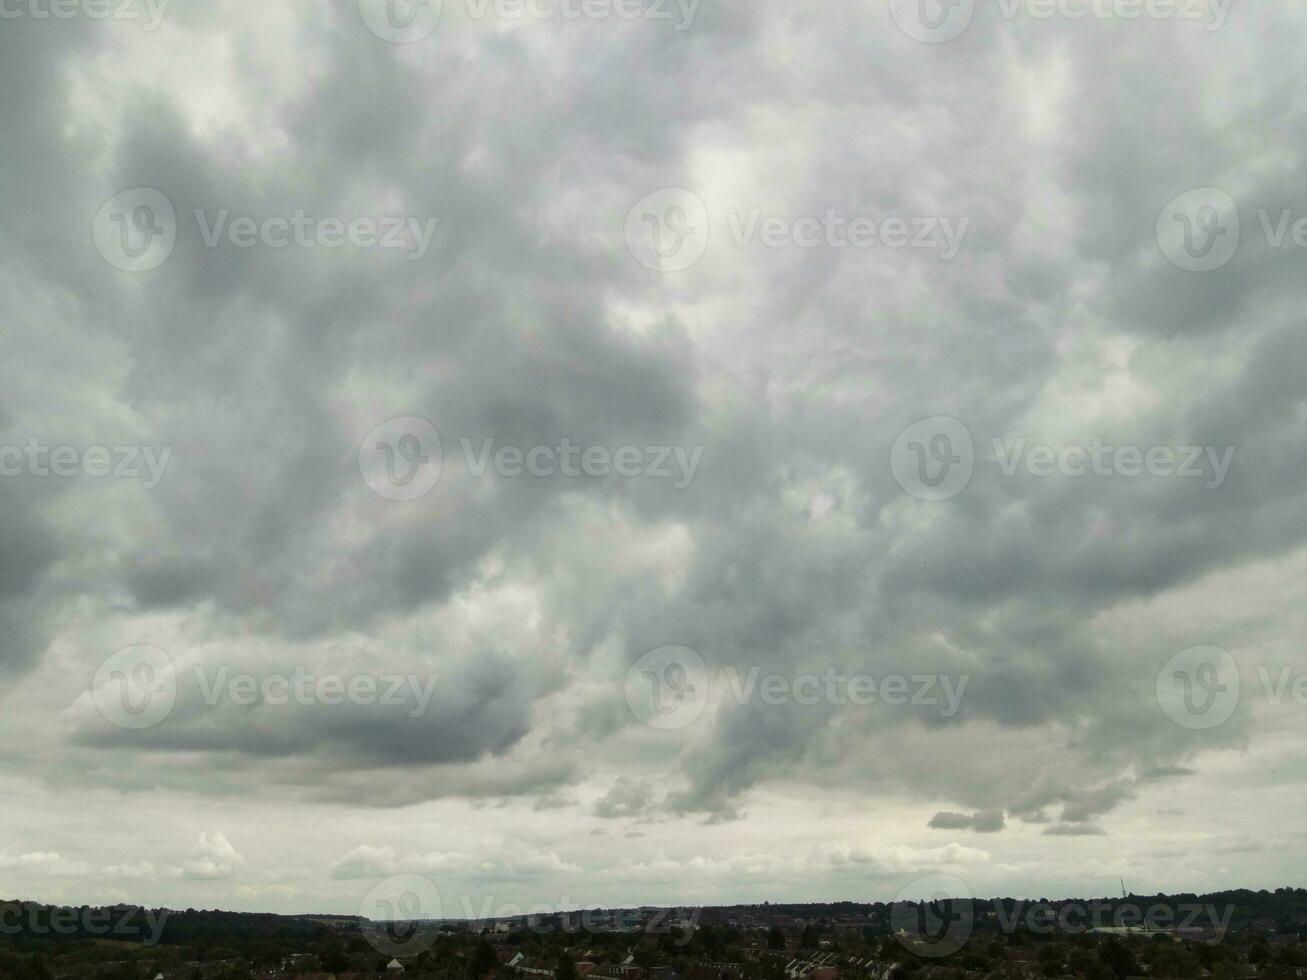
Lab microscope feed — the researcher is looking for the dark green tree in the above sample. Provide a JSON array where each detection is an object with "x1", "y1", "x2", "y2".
[
  {"x1": 472, "y1": 940, "x2": 498, "y2": 978},
  {"x1": 1098, "y1": 939, "x2": 1138, "y2": 980}
]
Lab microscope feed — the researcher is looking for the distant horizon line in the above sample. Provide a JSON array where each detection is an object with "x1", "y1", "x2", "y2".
[{"x1": 3, "y1": 884, "x2": 1302, "y2": 922}]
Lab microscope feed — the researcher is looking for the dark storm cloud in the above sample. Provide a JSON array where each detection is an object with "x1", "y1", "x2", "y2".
[
  {"x1": 0, "y1": 494, "x2": 58, "y2": 671},
  {"x1": 0, "y1": 19, "x2": 102, "y2": 674},
  {"x1": 70, "y1": 650, "x2": 534, "y2": 769}
]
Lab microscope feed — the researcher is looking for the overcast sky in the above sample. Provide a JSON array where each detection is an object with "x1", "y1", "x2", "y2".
[{"x1": 1, "y1": 0, "x2": 1305, "y2": 918}]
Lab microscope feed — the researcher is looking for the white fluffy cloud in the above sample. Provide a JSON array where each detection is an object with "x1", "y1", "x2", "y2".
[{"x1": 180, "y1": 832, "x2": 247, "y2": 882}]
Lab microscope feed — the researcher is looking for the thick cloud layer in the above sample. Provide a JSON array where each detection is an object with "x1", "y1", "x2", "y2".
[{"x1": 1, "y1": 0, "x2": 1305, "y2": 913}]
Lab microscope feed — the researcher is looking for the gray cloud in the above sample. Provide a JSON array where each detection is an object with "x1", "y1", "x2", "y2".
[
  {"x1": 929, "y1": 810, "x2": 1006, "y2": 833},
  {"x1": 1043, "y1": 825, "x2": 1109, "y2": 838},
  {"x1": 594, "y1": 777, "x2": 657, "y2": 820},
  {"x1": 0, "y1": 0, "x2": 1305, "y2": 912}
]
